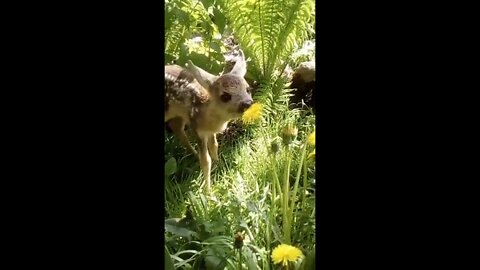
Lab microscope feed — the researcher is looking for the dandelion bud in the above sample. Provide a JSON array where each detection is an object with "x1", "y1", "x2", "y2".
[
  {"x1": 234, "y1": 232, "x2": 244, "y2": 249},
  {"x1": 281, "y1": 125, "x2": 298, "y2": 146}
]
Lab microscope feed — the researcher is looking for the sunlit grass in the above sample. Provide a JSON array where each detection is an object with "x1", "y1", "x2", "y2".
[{"x1": 164, "y1": 103, "x2": 315, "y2": 269}]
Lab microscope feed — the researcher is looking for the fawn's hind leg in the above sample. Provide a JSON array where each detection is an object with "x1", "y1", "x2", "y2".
[{"x1": 168, "y1": 117, "x2": 197, "y2": 155}]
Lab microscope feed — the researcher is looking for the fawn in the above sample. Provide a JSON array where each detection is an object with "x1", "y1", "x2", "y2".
[{"x1": 164, "y1": 50, "x2": 253, "y2": 191}]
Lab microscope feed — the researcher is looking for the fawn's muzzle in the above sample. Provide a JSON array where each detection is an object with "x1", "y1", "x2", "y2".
[{"x1": 239, "y1": 100, "x2": 253, "y2": 112}]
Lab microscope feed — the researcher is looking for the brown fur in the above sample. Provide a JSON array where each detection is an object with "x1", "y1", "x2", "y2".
[{"x1": 164, "y1": 50, "x2": 252, "y2": 192}]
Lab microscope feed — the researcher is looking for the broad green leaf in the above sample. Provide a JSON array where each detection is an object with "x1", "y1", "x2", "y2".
[
  {"x1": 165, "y1": 218, "x2": 198, "y2": 239},
  {"x1": 243, "y1": 247, "x2": 258, "y2": 270},
  {"x1": 212, "y1": 7, "x2": 226, "y2": 33},
  {"x1": 205, "y1": 254, "x2": 225, "y2": 270},
  {"x1": 164, "y1": 246, "x2": 175, "y2": 270},
  {"x1": 299, "y1": 249, "x2": 315, "y2": 270},
  {"x1": 199, "y1": 0, "x2": 215, "y2": 9},
  {"x1": 165, "y1": 157, "x2": 177, "y2": 177}
]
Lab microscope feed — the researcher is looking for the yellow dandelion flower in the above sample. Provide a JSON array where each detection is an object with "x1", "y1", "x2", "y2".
[
  {"x1": 242, "y1": 103, "x2": 263, "y2": 124},
  {"x1": 307, "y1": 131, "x2": 315, "y2": 146},
  {"x1": 271, "y1": 244, "x2": 304, "y2": 266}
]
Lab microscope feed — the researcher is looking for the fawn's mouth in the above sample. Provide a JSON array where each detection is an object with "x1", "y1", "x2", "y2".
[
  {"x1": 238, "y1": 101, "x2": 253, "y2": 113},
  {"x1": 234, "y1": 109, "x2": 244, "y2": 116}
]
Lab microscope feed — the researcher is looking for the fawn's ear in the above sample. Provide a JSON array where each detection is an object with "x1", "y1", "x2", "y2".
[
  {"x1": 229, "y1": 49, "x2": 247, "y2": 77},
  {"x1": 185, "y1": 60, "x2": 218, "y2": 90}
]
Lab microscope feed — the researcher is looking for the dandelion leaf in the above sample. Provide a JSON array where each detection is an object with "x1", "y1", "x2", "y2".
[
  {"x1": 164, "y1": 246, "x2": 175, "y2": 270},
  {"x1": 165, "y1": 218, "x2": 198, "y2": 240},
  {"x1": 165, "y1": 157, "x2": 177, "y2": 177}
]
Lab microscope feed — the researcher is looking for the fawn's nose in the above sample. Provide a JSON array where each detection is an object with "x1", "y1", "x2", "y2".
[{"x1": 239, "y1": 100, "x2": 253, "y2": 112}]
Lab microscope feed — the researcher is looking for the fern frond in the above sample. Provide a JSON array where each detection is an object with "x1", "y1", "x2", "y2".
[{"x1": 219, "y1": 0, "x2": 315, "y2": 83}]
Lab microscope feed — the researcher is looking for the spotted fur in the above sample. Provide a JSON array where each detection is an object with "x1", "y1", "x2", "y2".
[{"x1": 164, "y1": 50, "x2": 253, "y2": 192}]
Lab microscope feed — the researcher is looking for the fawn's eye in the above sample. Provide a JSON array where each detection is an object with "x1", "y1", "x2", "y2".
[{"x1": 220, "y1": 92, "x2": 231, "y2": 102}]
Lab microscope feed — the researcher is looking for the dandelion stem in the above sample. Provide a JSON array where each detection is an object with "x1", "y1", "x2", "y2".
[
  {"x1": 301, "y1": 149, "x2": 308, "y2": 209},
  {"x1": 272, "y1": 156, "x2": 283, "y2": 206},
  {"x1": 290, "y1": 142, "x2": 308, "y2": 230},
  {"x1": 238, "y1": 248, "x2": 242, "y2": 270},
  {"x1": 259, "y1": 127, "x2": 273, "y2": 270},
  {"x1": 283, "y1": 148, "x2": 292, "y2": 244}
]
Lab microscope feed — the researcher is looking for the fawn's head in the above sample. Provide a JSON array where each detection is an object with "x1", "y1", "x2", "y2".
[{"x1": 185, "y1": 50, "x2": 253, "y2": 118}]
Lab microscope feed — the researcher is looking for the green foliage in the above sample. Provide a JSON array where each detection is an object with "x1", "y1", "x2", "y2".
[
  {"x1": 164, "y1": 191, "x2": 271, "y2": 269},
  {"x1": 164, "y1": 111, "x2": 315, "y2": 269},
  {"x1": 253, "y1": 77, "x2": 295, "y2": 124},
  {"x1": 299, "y1": 248, "x2": 315, "y2": 270},
  {"x1": 289, "y1": 39, "x2": 316, "y2": 68},
  {"x1": 165, "y1": 245, "x2": 176, "y2": 270},
  {"x1": 219, "y1": 0, "x2": 315, "y2": 83},
  {"x1": 164, "y1": 0, "x2": 227, "y2": 74},
  {"x1": 165, "y1": 157, "x2": 177, "y2": 178},
  {"x1": 164, "y1": 1, "x2": 316, "y2": 269}
]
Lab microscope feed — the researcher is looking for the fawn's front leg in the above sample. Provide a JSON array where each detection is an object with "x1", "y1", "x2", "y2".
[
  {"x1": 196, "y1": 133, "x2": 212, "y2": 192},
  {"x1": 207, "y1": 134, "x2": 219, "y2": 162}
]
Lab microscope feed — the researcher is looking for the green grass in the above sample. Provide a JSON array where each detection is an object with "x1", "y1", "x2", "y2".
[
  {"x1": 164, "y1": 101, "x2": 316, "y2": 269},
  {"x1": 164, "y1": 0, "x2": 316, "y2": 267}
]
